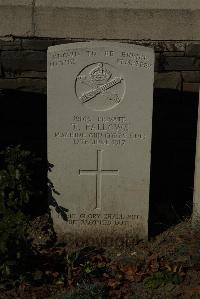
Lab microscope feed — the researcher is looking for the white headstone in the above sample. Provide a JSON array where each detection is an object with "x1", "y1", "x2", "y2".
[
  {"x1": 193, "y1": 90, "x2": 200, "y2": 223},
  {"x1": 47, "y1": 42, "x2": 154, "y2": 246}
]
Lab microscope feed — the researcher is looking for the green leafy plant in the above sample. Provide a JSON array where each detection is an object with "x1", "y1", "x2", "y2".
[
  {"x1": 52, "y1": 282, "x2": 108, "y2": 299},
  {"x1": 0, "y1": 145, "x2": 43, "y2": 214},
  {"x1": 65, "y1": 251, "x2": 80, "y2": 281},
  {"x1": 0, "y1": 145, "x2": 44, "y2": 285},
  {"x1": 0, "y1": 211, "x2": 31, "y2": 287},
  {"x1": 144, "y1": 271, "x2": 183, "y2": 289}
]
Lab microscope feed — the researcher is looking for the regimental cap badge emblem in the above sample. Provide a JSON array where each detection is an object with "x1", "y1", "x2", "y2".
[
  {"x1": 75, "y1": 62, "x2": 126, "y2": 111},
  {"x1": 89, "y1": 63, "x2": 112, "y2": 86}
]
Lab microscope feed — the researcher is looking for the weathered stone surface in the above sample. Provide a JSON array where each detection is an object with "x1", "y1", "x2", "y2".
[
  {"x1": 52, "y1": 40, "x2": 186, "y2": 53},
  {"x1": 154, "y1": 53, "x2": 160, "y2": 71},
  {"x1": 5, "y1": 71, "x2": 46, "y2": 79},
  {"x1": 0, "y1": 38, "x2": 191, "y2": 54},
  {"x1": 0, "y1": 37, "x2": 21, "y2": 50},
  {"x1": 154, "y1": 72, "x2": 181, "y2": 90},
  {"x1": 162, "y1": 57, "x2": 200, "y2": 71},
  {"x1": 134, "y1": 41, "x2": 186, "y2": 52},
  {"x1": 21, "y1": 71, "x2": 46, "y2": 79},
  {"x1": 161, "y1": 51, "x2": 185, "y2": 57},
  {"x1": 1, "y1": 51, "x2": 46, "y2": 72},
  {"x1": 1, "y1": 1, "x2": 200, "y2": 39},
  {"x1": 193, "y1": 91, "x2": 200, "y2": 223},
  {"x1": 34, "y1": 6, "x2": 200, "y2": 40},
  {"x1": 0, "y1": 0, "x2": 33, "y2": 36},
  {"x1": 52, "y1": 39, "x2": 78, "y2": 46},
  {"x1": 183, "y1": 82, "x2": 200, "y2": 93},
  {"x1": 186, "y1": 43, "x2": 200, "y2": 57},
  {"x1": 0, "y1": 78, "x2": 46, "y2": 94},
  {"x1": 182, "y1": 71, "x2": 200, "y2": 83},
  {"x1": 35, "y1": 0, "x2": 200, "y2": 10},
  {"x1": 48, "y1": 41, "x2": 154, "y2": 245},
  {"x1": 22, "y1": 39, "x2": 54, "y2": 50},
  {"x1": 0, "y1": 53, "x2": 2, "y2": 77},
  {"x1": 0, "y1": 0, "x2": 32, "y2": 4}
]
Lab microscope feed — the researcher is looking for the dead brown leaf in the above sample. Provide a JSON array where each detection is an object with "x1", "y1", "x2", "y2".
[
  {"x1": 120, "y1": 264, "x2": 138, "y2": 276},
  {"x1": 51, "y1": 271, "x2": 60, "y2": 278},
  {"x1": 146, "y1": 253, "x2": 161, "y2": 273},
  {"x1": 107, "y1": 278, "x2": 121, "y2": 289},
  {"x1": 182, "y1": 285, "x2": 200, "y2": 299},
  {"x1": 120, "y1": 265, "x2": 137, "y2": 282}
]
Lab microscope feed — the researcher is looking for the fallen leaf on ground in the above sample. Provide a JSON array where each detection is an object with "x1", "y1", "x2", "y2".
[{"x1": 107, "y1": 278, "x2": 121, "y2": 289}]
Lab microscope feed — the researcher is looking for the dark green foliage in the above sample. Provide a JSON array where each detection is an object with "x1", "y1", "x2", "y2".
[
  {"x1": 0, "y1": 145, "x2": 45, "y2": 216},
  {"x1": 47, "y1": 165, "x2": 68, "y2": 222},
  {"x1": 0, "y1": 211, "x2": 29, "y2": 259},
  {"x1": 0, "y1": 211, "x2": 32, "y2": 288},
  {"x1": 144, "y1": 271, "x2": 183, "y2": 289},
  {"x1": 0, "y1": 145, "x2": 44, "y2": 286},
  {"x1": 52, "y1": 282, "x2": 108, "y2": 299}
]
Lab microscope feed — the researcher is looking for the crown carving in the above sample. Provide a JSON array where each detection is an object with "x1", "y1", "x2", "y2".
[{"x1": 89, "y1": 63, "x2": 112, "y2": 85}]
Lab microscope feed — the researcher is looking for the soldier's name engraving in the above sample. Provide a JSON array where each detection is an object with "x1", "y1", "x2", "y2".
[{"x1": 83, "y1": 122, "x2": 129, "y2": 131}]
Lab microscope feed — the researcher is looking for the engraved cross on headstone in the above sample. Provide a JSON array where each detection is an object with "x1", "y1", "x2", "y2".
[{"x1": 79, "y1": 150, "x2": 119, "y2": 210}]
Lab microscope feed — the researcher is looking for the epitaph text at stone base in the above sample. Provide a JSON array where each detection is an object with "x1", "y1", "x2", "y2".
[{"x1": 47, "y1": 42, "x2": 154, "y2": 246}]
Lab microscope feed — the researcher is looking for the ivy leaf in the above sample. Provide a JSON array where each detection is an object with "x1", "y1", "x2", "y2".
[
  {"x1": 7, "y1": 164, "x2": 15, "y2": 176},
  {"x1": 33, "y1": 270, "x2": 43, "y2": 281},
  {"x1": 15, "y1": 169, "x2": 20, "y2": 180}
]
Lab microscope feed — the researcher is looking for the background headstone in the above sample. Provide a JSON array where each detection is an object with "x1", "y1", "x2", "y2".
[
  {"x1": 193, "y1": 90, "x2": 200, "y2": 223},
  {"x1": 47, "y1": 42, "x2": 154, "y2": 246}
]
